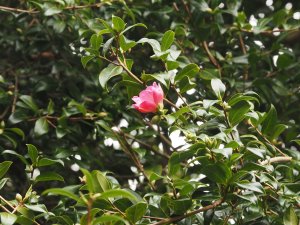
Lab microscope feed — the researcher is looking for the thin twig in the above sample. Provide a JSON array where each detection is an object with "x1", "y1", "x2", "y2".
[
  {"x1": 0, "y1": 3, "x2": 105, "y2": 14},
  {"x1": 260, "y1": 156, "x2": 292, "y2": 166},
  {"x1": 151, "y1": 198, "x2": 223, "y2": 225},
  {"x1": 0, "y1": 204, "x2": 11, "y2": 213},
  {"x1": 116, "y1": 57, "x2": 144, "y2": 85},
  {"x1": 11, "y1": 75, "x2": 18, "y2": 113},
  {"x1": 0, "y1": 106, "x2": 10, "y2": 120},
  {"x1": 114, "y1": 130, "x2": 156, "y2": 191},
  {"x1": 163, "y1": 98, "x2": 179, "y2": 110},
  {"x1": 145, "y1": 120, "x2": 175, "y2": 151},
  {"x1": 222, "y1": 108, "x2": 235, "y2": 140},
  {"x1": 240, "y1": 27, "x2": 299, "y2": 35},
  {"x1": 238, "y1": 32, "x2": 249, "y2": 81},
  {"x1": 202, "y1": 41, "x2": 221, "y2": 71},
  {"x1": 249, "y1": 123, "x2": 287, "y2": 156},
  {"x1": 0, "y1": 196, "x2": 15, "y2": 210},
  {"x1": 0, "y1": 5, "x2": 39, "y2": 14},
  {"x1": 124, "y1": 133, "x2": 170, "y2": 159}
]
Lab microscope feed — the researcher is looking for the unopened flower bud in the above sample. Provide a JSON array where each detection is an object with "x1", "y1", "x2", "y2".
[
  {"x1": 151, "y1": 115, "x2": 161, "y2": 124},
  {"x1": 16, "y1": 193, "x2": 22, "y2": 202}
]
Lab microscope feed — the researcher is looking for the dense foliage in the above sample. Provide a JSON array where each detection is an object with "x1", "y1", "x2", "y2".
[{"x1": 0, "y1": 0, "x2": 300, "y2": 224}]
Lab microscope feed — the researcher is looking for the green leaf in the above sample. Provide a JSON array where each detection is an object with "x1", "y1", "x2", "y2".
[
  {"x1": 202, "y1": 163, "x2": 232, "y2": 184},
  {"x1": 228, "y1": 92, "x2": 259, "y2": 106},
  {"x1": 19, "y1": 95, "x2": 38, "y2": 112},
  {"x1": 284, "y1": 206, "x2": 299, "y2": 225},
  {"x1": 0, "y1": 213, "x2": 17, "y2": 225},
  {"x1": 0, "y1": 178, "x2": 9, "y2": 190},
  {"x1": 42, "y1": 188, "x2": 81, "y2": 202},
  {"x1": 37, "y1": 158, "x2": 64, "y2": 167},
  {"x1": 92, "y1": 215, "x2": 129, "y2": 225},
  {"x1": 228, "y1": 101, "x2": 251, "y2": 126},
  {"x1": 119, "y1": 35, "x2": 136, "y2": 52},
  {"x1": 277, "y1": 54, "x2": 293, "y2": 69},
  {"x1": 161, "y1": 196, "x2": 192, "y2": 215},
  {"x1": 100, "y1": 189, "x2": 138, "y2": 201},
  {"x1": 235, "y1": 181, "x2": 265, "y2": 194},
  {"x1": 166, "y1": 60, "x2": 179, "y2": 70},
  {"x1": 34, "y1": 117, "x2": 49, "y2": 136},
  {"x1": 212, "y1": 148, "x2": 232, "y2": 159},
  {"x1": 81, "y1": 168, "x2": 95, "y2": 193},
  {"x1": 247, "y1": 147, "x2": 266, "y2": 159},
  {"x1": 81, "y1": 55, "x2": 95, "y2": 68},
  {"x1": 125, "y1": 202, "x2": 147, "y2": 223},
  {"x1": 120, "y1": 23, "x2": 147, "y2": 35},
  {"x1": 261, "y1": 105, "x2": 277, "y2": 137},
  {"x1": 91, "y1": 170, "x2": 112, "y2": 193},
  {"x1": 112, "y1": 16, "x2": 126, "y2": 32},
  {"x1": 2, "y1": 150, "x2": 29, "y2": 165},
  {"x1": 90, "y1": 34, "x2": 103, "y2": 50},
  {"x1": 35, "y1": 172, "x2": 64, "y2": 182},
  {"x1": 175, "y1": 64, "x2": 200, "y2": 82},
  {"x1": 26, "y1": 144, "x2": 38, "y2": 165},
  {"x1": 99, "y1": 64, "x2": 123, "y2": 89},
  {"x1": 161, "y1": 30, "x2": 175, "y2": 51},
  {"x1": 44, "y1": 7, "x2": 62, "y2": 16},
  {"x1": 271, "y1": 124, "x2": 287, "y2": 140},
  {"x1": 211, "y1": 78, "x2": 226, "y2": 99},
  {"x1": 5, "y1": 128, "x2": 25, "y2": 139},
  {"x1": 178, "y1": 76, "x2": 196, "y2": 94},
  {"x1": 102, "y1": 37, "x2": 114, "y2": 55},
  {"x1": 137, "y1": 38, "x2": 161, "y2": 52},
  {"x1": 0, "y1": 161, "x2": 12, "y2": 179},
  {"x1": 24, "y1": 204, "x2": 48, "y2": 213}
]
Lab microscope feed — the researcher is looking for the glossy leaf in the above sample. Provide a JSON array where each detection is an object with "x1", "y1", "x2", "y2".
[{"x1": 0, "y1": 161, "x2": 12, "y2": 180}]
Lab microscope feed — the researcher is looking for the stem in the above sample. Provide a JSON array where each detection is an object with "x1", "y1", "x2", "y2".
[
  {"x1": 11, "y1": 74, "x2": 18, "y2": 113},
  {"x1": 202, "y1": 41, "x2": 221, "y2": 71},
  {"x1": 116, "y1": 57, "x2": 144, "y2": 85},
  {"x1": 0, "y1": 3, "x2": 106, "y2": 14},
  {"x1": 222, "y1": 107, "x2": 235, "y2": 140},
  {"x1": 249, "y1": 123, "x2": 287, "y2": 156},
  {"x1": 260, "y1": 156, "x2": 292, "y2": 165},
  {"x1": 151, "y1": 198, "x2": 223, "y2": 225},
  {"x1": 238, "y1": 32, "x2": 249, "y2": 82},
  {"x1": 0, "y1": 204, "x2": 11, "y2": 213},
  {"x1": 114, "y1": 130, "x2": 156, "y2": 191},
  {"x1": 0, "y1": 196, "x2": 15, "y2": 210},
  {"x1": 163, "y1": 98, "x2": 179, "y2": 110},
  {"x1": 145, "y1": 120, "x2": 175, "y2": 151},
  {"x1": 124, "y1": 133, "x2": 170, "y2": 159},
  {"x1": 87, "y1": 198, "x2": 93, "y2": 225}
]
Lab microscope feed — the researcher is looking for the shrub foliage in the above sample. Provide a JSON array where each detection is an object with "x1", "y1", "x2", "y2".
[{"x1": 0, "y1": 0, "x2": 300, "y2": 224}]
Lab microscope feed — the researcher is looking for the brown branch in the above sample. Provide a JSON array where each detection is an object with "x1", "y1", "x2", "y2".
[
  {"x1": 114, "y1": 130, "x2": 156, "y2": 191},
  {"x1": 151, "y1": 199, "x2": 223, "y2": 225},
  {"x1": 163, "y1": 97, "x2": 179, "y2": 110},
  {"x1": 11, "y1": 75, "x2": 18, "y2": 113},
  {"x1": 260, "y1": 156, "x2": 292, "y2": 166},
  {"x1": 249, "y1": 123, "x2": 287, "y2": 156},
  {"x1": 0, "y1": 196, "x2": 15, "y2": 210},
  {"x1": 0, "y1": 204, "x2": 11, "y2": 213},
  {"x1": 240, "y1": 27, "x2": 299, "y2": 35},
  {"x1": 0, "y1": 106, "x2": 10, "y2": 120},
  {"x1": 222, "y1": 108, "x2": 234, "y2": 140},
  {"x1": 0, "y1": 5, "x2": 39, "y2": 14},
  {"x1": 116, "y1": 58, "x2": 144, "y2": 85},
  {"x1": 0, "y1": 3, "x2": 105, "y2": 14},
  {"x1": 202, "y1": 41, "x2": 221, "y2": 70},
  {"x1": 124, "y1": 133, "x2": 170, "y2": 159},
  {"x1": 238, "y1": 32, "x2": 249, "y2": 81},
  {"x1": 145, "y1": 120, "x2": 175, "y2": 151}
]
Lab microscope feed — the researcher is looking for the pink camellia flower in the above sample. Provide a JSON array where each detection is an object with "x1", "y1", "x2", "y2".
[{"x1": 132, "y1": 82, "x2": 164, "y2": 113}]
